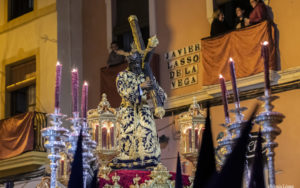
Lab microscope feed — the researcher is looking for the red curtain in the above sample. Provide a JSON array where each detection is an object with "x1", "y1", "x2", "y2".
[
  {"x1": 201, "y1": 21, "x2": 276, "y2": 86},
  {"x1": 0, "y1": 112, "x2": 35, "y2": 160}
]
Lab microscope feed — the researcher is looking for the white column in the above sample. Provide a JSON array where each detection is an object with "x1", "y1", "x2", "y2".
[
  {"x1": 206, "y1": 0, "x2": 214, "y2": 24},
  {"x1": 149, "y1": 0, "x2": 157, "y2": 36},
  {"x1": 105, "y1": 0, "x2": 113, "y2": 52}
]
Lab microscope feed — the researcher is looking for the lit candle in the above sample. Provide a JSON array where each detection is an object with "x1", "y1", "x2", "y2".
[
  {"x1": 55, "y1": 62, "x2": 62, "y2": 112},
  {"x1": 262, "y1": 41, "x2": 270, "y2": 96},
  {"x1": 110, "y1": 126, "x2": 114, "y2": 148},
  {"x1": 229, "y1": 58, "x2": 241, "y2": 110},
  {"x1": 71, "y1": 68, "x2": 79, "y2": 113},
  {"x1": 81, "y1": 81, "x2": 88, "y2": 119},
  {"x1": 219, "y1": 74, "x2": 230, "y2": 123}
]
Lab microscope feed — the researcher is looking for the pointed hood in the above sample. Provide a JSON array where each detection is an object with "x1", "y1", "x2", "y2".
[
  {"x1": 205, "y1": 105, "x2": 258, "y2": 188},
  {"x1": 193, "y1": 103, "x2": 216, "y2": 188},
  {"x1": 175, "y1": 152, "x2": 183, "y2": 188},
  {"x1": 68, "y1": 130, "x2": 83, "y2": 188},
  {"x1": 249, "y1": 129, "x2": 266, "y2": 188}
]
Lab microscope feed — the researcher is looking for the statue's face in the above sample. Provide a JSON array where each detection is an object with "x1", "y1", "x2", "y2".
[{"x1": 128, "y1": 52, "x2": 142, "y2": 74}]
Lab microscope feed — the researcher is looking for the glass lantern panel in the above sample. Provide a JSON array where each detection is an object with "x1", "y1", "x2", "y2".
[
  {"x1": 187, "y1": 128, "x2": 192, "y2": 152},
  {"x1": 195, "y1": 128, "x2": 199, "y2": 151},
  {"x1": 110, "y1": 126, "x2": 114, "y2": 149},
  {"x1": 95, "y1": 125, "x2": 99, "y2": 144}
]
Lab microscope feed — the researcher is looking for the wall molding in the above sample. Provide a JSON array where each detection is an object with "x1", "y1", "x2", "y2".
[
  {"x1": 166, "y1": 66, "x2": 300, "y2": 110},
  {"x1": 0, "y1": 3, "x2": 56, "y2": 34},
  {"x1": 0, "y1": 151, "x2": 48, "y2": 178}
]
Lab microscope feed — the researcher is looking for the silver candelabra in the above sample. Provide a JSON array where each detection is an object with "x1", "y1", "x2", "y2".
[
  {"x1": 255, "y1": 92, "x2": 284, "y2": 188},
  {"x1": 217, "y1": 103, "x2": 251, "y2": 187},
  {"x1": 68, "y1": 112, "x2": 82, "y2": 156},
  {"x1": 41, "y1": 108, "x2": 69, "y2": 188},
  {"x1": 218, "y1": 103, "x2": 248, "y2": 165},
  {"x1": 82, "y1": 120, "x2": 97, "y2": 188},
  {"x1": 68, "y1": 112, "x2": 97, "y2": 188}
]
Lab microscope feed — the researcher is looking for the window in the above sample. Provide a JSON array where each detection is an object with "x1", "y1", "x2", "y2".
[
  {"x1": 5, "y1": 57, "x2": 36, "y2": 117},
  {"x1": 112, "y1": 0, "x2": 149, "y2": 52},
  {"x1": 8, "y1": 0, "x2": 34, "y2": 21}
]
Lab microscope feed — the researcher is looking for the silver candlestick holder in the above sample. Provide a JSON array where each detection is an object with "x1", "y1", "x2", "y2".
[
  {"x1": 229, "y1": 104, "x2": 251, "y2": 187},
  {"x1": 82, "y1": 120, "x2": 97, "y2": 188},
  {"x1": 217, "y1": 104, "x2": 250, "y2": 187},
  {"x1": 216, "y1": 121, "x2": 233, "y2": 167},
  {"x1": 228, "y1": 103, "x2": 248, "y2": 140},
  {"x1": 68, "y1": 112, "x2": 82, "y2": 156},
  {"x1": 55, "y1": 111, "x2": 82, "y2": 186},
  {"x1": 255, "y1": 93, "x2": 284, "y2": 188},
  {"x1": 219, "y1": 104, "x2": 248, "y2": 162},
  {"x1": 41, "y1": 108, "x2": 69, "y2": 188}
]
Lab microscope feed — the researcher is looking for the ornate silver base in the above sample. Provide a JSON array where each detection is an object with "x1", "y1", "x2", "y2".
[
  {"x1": 41, "y1": 110, "x2": 68, "y2": 188},
  {"x1": 255, "y1": 94, "x2": 284, "y2": 187}
]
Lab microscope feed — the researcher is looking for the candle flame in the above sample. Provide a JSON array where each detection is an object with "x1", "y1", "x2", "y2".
[
  {"x1": 229, "y1": 57, "x2": 233, "y2": 62},
  {"x1": 84, "y1": 81, "x2": 88, "y2": 86},
  {"x1": 219, "y1": 74, "x2": 223, "y2": 78},
  {"x1": 263, "y1": 41, "x2": 269, "y2": 46},
  {"x1": 72, "y1": 68, "x2": 78, "y2": 72},
  {"x1": 56, "y1": 61, "x2": 61, "y2": 66}
]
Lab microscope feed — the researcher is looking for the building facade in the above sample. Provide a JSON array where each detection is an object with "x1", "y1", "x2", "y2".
[{"x1": 1, "y1": 0, "x2": 300, "y2": 187}]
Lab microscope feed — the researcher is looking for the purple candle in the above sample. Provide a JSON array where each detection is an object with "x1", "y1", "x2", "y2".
[
  {"x1": 81, "y1": 81, "x2": 88, "y2": 119},
  {"x1": 110, "y1": 126, "x2": 114, "y2": 148},
  {"x1": 71, "y1": 68, "x2": 79, "y2": 112},
  {"x1": 219, "y1": 74, "x2": 230, "y2": 123},
  {"x1": 55, "y1": 62, "x2": 62, "y2": 111},
  {"x1": 188, "y1": 129, "x2": 192, "y2": 152},
  {"x1": 102, "y1": 127, "x2": 107, "y2": 149},
  {"x1": 262, "y1": 41, "x2": 270, "y2": 96},
  {"x1": 195, "y1": 128, "x2": 199, "y2": 150},
  {"x1": 229, "y1": 58, "x2": 241, "y2": 109}
]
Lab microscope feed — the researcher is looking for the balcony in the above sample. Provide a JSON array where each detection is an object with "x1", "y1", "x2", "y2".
[{"x1": 0, "y1": 112, "x2": 48, "y2": 180}]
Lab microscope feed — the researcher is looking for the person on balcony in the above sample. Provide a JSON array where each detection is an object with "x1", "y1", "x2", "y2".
[
  {"x1": 235, "y1": 7, "x2": 246, "y2": 29},
  {"x1": 245, "y1": 0, "x2": 268, "y2": 26},
  {"x1": 210, "y1": 9, "x2": 229, "y2": 37},
  {"x1": 107, "y1": 41, "x2": 128, "y2": 67}
]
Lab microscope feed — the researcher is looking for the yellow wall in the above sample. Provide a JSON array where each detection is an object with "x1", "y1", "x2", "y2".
[
  {"x1": 0, "y1": 1, "x2": 57, "y2": 119},
  {"x1": 156, "y1": 0, "x2": 210, "y2": 96},
  {"x1": 270, "y1": 0, "x2": 300, "y2": 70}
]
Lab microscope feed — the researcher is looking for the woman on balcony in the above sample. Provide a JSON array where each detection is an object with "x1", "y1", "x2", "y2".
[
  {"x1": 235, "y1": 7, "x2": 246, "y2": 29},
  {"x1": 210, "y1": 9, "x2": 229, "y2": 37}
]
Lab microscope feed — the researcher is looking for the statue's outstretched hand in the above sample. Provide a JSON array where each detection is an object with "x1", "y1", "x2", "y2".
[
  {"x1": 154, "y1": 107, "x2": 165, "y2": 119},
  {"x1": 147, "y1": 35, "x2": 159, "y2": 48}
]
